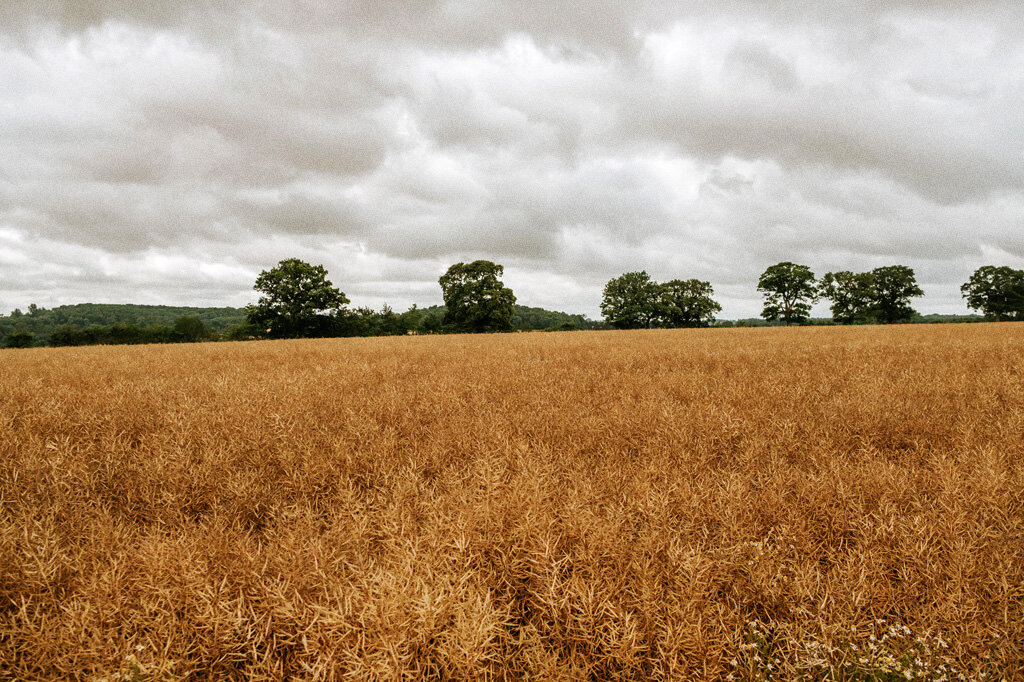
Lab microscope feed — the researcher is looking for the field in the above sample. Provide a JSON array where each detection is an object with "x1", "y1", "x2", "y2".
[{"x1": 2, "y1": 324, "x2": 1022, "y2": 680}]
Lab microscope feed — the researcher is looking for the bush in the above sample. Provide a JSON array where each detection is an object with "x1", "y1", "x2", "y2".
[{"x1": 3, "y1": 331, "x2": 35, "y2": 348}]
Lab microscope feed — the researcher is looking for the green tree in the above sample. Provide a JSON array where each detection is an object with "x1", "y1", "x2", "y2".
[
  {"x1": 245, "y1": 258, "x2": 350, "y2": 338},
  {"x1": 819, "y1": 270, "x2": 877, "y2": 324},
  {"x1": 600, "y1": 271, "x2": 661, "y2": 329},
  {"x1": 659, "y1": 278, "x2": 722, "y2": 327},
  {"x1": 438, "y1": 261, "x2": 517, "y2": 333},
  {"x1": 420, "y1": 312, "x2": 443, "y2": 334},
  {"x1": 4, "y1": 331, "x2": 34, "y2": 348},
  {"x1": 871, "y1": 265, "x2": 923, "y2": 324},
  {"x1": 173, "y1": 315, "x2": 214, "y2": 343},
  {"x1": 399, "y1": 305, "x2": 424, "y2": 334},
  {"x1": 961, "y1": 265, "x2": 1024, "y2": 321},
  {"x1": 757, "y1": 262, "x2": 818, "y2": 325},
  {"x1": 223, "y1": 322, "x2": 262, "y2": 341}
]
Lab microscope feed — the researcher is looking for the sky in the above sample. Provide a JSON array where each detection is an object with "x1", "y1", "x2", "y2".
[{"x1": 1, "y1": 1, "x2": 1022, "y2": 319}]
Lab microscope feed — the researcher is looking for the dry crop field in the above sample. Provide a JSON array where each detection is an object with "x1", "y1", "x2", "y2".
[{"x1": 2, "y1": 324, "x2": 1023, "y2": 680}]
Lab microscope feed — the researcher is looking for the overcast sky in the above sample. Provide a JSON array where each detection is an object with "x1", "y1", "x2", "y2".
[{"x1": 1, "y1": 1, "x2": 1022, "y2": 319}]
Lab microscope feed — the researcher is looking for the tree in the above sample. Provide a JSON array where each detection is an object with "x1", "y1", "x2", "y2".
[
  {"x1": 173, "y1": 315, "x2": 214, "y2": 343},
  {"x1": 757, "y1": 262, "x2": 818, "y2": 325},
  {"x1": 819, "y1": 270, "x2": 877, "y2": 324},
  {"x1": 961, "y1": 265, "x2": 1024, "y2": 321},
  {"x1": 223, "y1": 322, "x2": 262, "y2": 341},
  {"x1": 870, "y1": 265, "x2": 923, "y2": 324},
  {"x1": 245, "y1": 258, "x2": 349, "y2": 338},
  {"x1": 600, "y1": 271, "x2": 661, "y2": 329},
  {"x1": 4, "y1": 331, "x2": 34, "y2": 348},
  {"x1": 658, "y1": 279, "x2": 722, "y2": 327},
  {"x1": 438, "y1": 261, "x2": 517, "y2": 333}
]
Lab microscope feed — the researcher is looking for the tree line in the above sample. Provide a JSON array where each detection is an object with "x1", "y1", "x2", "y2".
[
  {"x1": 601, "y1": 262, "x2": 1022, "y2": 329},
  {"x1": 2, "y1": 260, "x2": 1021, "y2": 348},
  {"x1": 236, "y1": 258, "x2": 1024, "y2": 336}
]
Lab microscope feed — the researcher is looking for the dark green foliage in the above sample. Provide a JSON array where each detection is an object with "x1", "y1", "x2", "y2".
[
  {"x1": 871, "y1": 265, "x2": 923, "y2": 324},
  {"x1": 413, "y1": 304, "x2": 601, "y2": 333},
  {"x1": 820, "y1": 266, "x2": 924, "y2": 324},
  {"x1": 47, "y1": 317, "x2": 216, "y2": 346},
  {"x1": 659, "y1": 279, "x2": 722, "y2": 328},
  {"x1": 0, "y1": 303, "x2": 245, "y2": 345},
  {"x1": 418, "y1": 308, "x2": 445, "y2": 334},
  {"x1": 438, "y1": 261, "x2": 517, "y2": 333},
  {"x1": 961, "y1": 265, "x2": 1024, "y2": 321},
  {"x1": 819, "y1": 270, "x2": 877, "y2": 324},
  {"x1": 4, "y1": 330, "x2": 35, "y2": 348},
  {"x1": 601, "y1": 272, "x2": 721, "y2": 329},
  {"x1": 9, "y1": 299, "x2": 597, "y2": 345},
  {"x1": 48, "y1": 325, "x2": 92, "y2": 346},
  {"x1": 336, "y1": 307, "x2": 392, "y2": 337},
  {"x1": 106, "y1": 322, "x2": 145, "y2": 345},
  {"x1": 245, "y1": 258, "x2": 350, "y2": 338},
  {"x1": 223, "y1": 322, "x2": 263, "y2": 341},
  {"x1": 915, "y1": 314, "x2": 985, "y2": 324},
  {"x1": 511, "y1": 306, "x2": 603, "y2": 331},
  {"x1": 319, "y1": 305, "x2": 428, "y2": 337},
  {"x1": 600, "y1": 271, "x2": 661, "y2": 329},
  {"x1": 173, "y1": 316, "x2": 215, "y2": 343},
  {"x1": 757, "y1": 262, "x2": 818, "y2": 325}
]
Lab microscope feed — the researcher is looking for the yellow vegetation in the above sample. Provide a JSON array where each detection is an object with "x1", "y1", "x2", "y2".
[{"x1": 1, "y1": 325, "x2": 1022, "y2": 680}]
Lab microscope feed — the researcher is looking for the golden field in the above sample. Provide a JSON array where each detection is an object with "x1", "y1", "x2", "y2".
[{"x1": 1, "y1": 324, "x2": 1022, "y2": 680}]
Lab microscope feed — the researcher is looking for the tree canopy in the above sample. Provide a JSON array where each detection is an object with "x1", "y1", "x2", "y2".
[
  {"x1": 245, "y1": 258, "x2": 350, "y2": 338},
  {"x1": 658, "y1": 279, "x2": 722, "y2": 328},
  {"x1": 819, "y1": 270, "x2": 877, "y2": 324},
  {"x1": 871, "y1": 265, "x2": 923, "y2": 324},
  {"x1": 961, "y1": 265, "x2": 1024, "y2": 321},
  {"x1": 438, "y1": 260, "x2": 517, "y2": 333},
  {"x1": 600, "y1": 271, "x2": 662, "y2": 329},
  {"x1": 600, "y1": 272, "x2": 721, "y2": 329},
  {"x1": 819, "y1": 266, "x2": 924, "y2": 325},
  {"x1": 757, "y1": 262, "x2": 818, "y2": 325}
]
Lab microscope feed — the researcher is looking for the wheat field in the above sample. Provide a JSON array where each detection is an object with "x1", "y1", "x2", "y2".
[{"x1": 1, "y1": 324, "x2": 1022, "y2": 680}]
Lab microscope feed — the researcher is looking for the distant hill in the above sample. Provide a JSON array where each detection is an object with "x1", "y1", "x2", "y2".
[
  {"x1": 4, "y1": 301, "x2": 983, "y2": 346},
  {"x1": 0, "y1": 302, "x2": 607, "y2": 345},
  {"x1": 0, "y1": 303, "x2": 246, "y2": 342}
]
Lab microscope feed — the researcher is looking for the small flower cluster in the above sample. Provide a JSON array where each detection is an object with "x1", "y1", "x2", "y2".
[
  {"x1": 728, "y1": 618, "x2": 989, "y2": 681},
  {"x1": 728, "y1": 621, "x2": 787, "y2": 681},
  {"x1": 836, "y1": 619, "x2": 967, "y2": 681}
]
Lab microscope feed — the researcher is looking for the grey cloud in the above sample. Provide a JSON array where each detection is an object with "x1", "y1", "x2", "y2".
[
  {"x1": 3, "y1": 0, "x2": 1019, "y2": 49},
  {"x1": 623, "y1": 90, "x2": 1021, "y2": 205},
  {"x1": 726, "y1": 42, "x2": 800, "y2": 92},
  {"x1": 2, "y1": 0, "x2": 1023, "y2": 319}
]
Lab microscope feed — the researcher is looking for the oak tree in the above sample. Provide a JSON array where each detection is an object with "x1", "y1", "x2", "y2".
[
  {"x1": 659, "y1": 278, "x2": 722, "y2": 327},
  {"x1": 439, "y1": 260, "x2": 516, "y2": 333},
  {"x1": 600, "y1": 271, "x2": 661, "y2": 329},
  {"x1": 870, "y1": 265, "x2": 923, "y2": 324},
  {"x1": 757, "y1": 262, "x2": 818, "y2": 325},
  {"x1": 961, "y1": 265, "x2": 1024, "y2": 321},
  {"x1": 245, "y1": 258, "x2": 349, "y2": 338}
]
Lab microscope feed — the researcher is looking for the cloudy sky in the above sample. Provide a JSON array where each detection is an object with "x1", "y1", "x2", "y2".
[{"x1": 1, "y1": 1, "x2": 1022, "y2": 319}]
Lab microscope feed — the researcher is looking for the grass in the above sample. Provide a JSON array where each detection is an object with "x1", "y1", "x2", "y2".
[{"x1": 1, "y1": 324, "x2": 1022, "y2": 680}]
